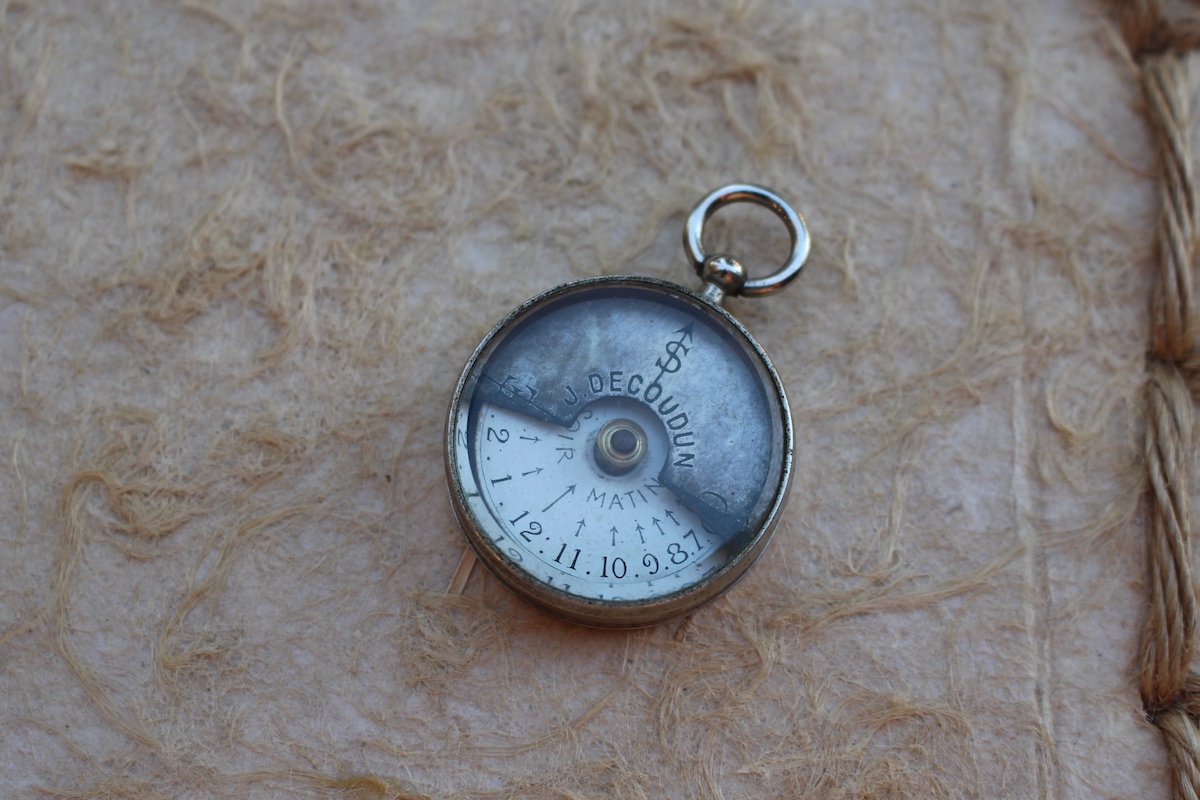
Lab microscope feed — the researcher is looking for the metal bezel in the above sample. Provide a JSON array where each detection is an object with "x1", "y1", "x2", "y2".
[{"x1": 444, "y1": 275, "x2": 793, "y2": 628}]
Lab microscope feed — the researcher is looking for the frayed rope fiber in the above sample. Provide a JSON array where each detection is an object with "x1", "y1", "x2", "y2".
[{"x1": 1121, "y1": 2, "x2": 1200, "y2": 798}]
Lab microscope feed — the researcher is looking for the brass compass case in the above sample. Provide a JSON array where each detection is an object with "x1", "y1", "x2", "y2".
[{"x1": 444, "y1": 185, "x2": 809, "y2": 628}]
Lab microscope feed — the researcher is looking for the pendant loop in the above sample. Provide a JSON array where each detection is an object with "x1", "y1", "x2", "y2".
[{"x1": 684, "y1": 183, "x2": 811, "y2": 298}]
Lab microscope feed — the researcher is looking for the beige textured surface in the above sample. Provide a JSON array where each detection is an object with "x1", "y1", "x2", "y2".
[{"x1": 0, "y1": 1, "x2": 1177, "y2": 797}]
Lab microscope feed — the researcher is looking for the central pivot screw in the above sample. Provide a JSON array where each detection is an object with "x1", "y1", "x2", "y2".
[{"x1": 595, "y1": 418, "x2": 648, "y2": 476}]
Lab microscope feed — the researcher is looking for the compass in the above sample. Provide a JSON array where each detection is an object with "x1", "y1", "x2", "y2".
[{"x1": 445, "y1": 184, "x2": 810, "y2": 628}]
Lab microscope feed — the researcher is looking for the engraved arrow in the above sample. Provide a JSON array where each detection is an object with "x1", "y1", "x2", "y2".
[
  {"x1": 652, "y1": 517, "x2": 666, "y2": 535},
  {"x1": 522, "y1": 467, "x2": 544, "y2": 477},
  {"x1": 575, "y1": 519, "x2": 586, "y2": 537},
  {"x1": 635, "y1": 522, "x2": 646, "y2": 544},
  {"x1": 610, "y1": 526, "x2": 619, "y2": 547},
  {"x1": 541, "y1": 484, "x2": 577, "y2": 513},
  {"x1": 664, "y1": 509, "x2": 680, "y2": 525}
]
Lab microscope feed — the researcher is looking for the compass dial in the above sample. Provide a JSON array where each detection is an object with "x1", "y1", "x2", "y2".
[
  {"x1": 446, "y1": 277, "x2": 792, "y2": 628},
  {"x1": 475, "y1": 397, "x2": 728, "y2": 602}
]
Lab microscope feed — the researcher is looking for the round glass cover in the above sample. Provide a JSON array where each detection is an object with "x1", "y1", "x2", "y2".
[{"x1": 446, "y1": 277, "x2": 791, "y2": 627}]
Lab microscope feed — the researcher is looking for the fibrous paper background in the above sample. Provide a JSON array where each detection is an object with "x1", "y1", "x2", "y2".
[{"x1": 0, "y1": 1, "x2": 1176, "y2": 797}]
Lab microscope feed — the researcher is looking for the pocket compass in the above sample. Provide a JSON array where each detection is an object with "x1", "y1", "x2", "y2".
[{"x1": 445, "y1": 184, "x2": 810, "y2": 628}]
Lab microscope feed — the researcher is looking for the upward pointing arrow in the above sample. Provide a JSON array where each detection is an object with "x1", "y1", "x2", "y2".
[
  {"x1": 674, "y1": 322, "x2": 695, "y2": 342},
  {"x1": 541, "y1": 484, "x2": 577, "y2": 513}
]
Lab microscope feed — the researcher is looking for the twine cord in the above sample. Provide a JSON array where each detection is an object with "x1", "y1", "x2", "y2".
[{"x1": 1121, "y1": 2, "x2": 1200, "y2": 797}]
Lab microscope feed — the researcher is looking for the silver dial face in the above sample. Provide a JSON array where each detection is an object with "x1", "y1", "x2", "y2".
[{"x1": 446, "y1": 277, "x2": 791, "y2": 627}]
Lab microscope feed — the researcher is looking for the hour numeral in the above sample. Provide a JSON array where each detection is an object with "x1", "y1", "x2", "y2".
[
  {"x1": 600, "y1": 556, "x2": 627, "y2": 579},
  {"x1": 491, "y1": 475, "x2": 513, "y2": 485},
  {"x1": 486, "y1": 427, "x2": 510, "y2": 443},
  {"x1": 642, "y1": 553, "x2": 660, "y2": 575},
  {"x1": 518, "y1": 521, "x2": 543, "y2": 543},
  {"x1": 509, "y1": 511, "x2": 529, "y2": 525},
  {"x1": 684, "y1": 528, "x2": 701, "y2": 553},
  {"x1": 554, "y1": 543, "x2": 582, "y2": 571}
]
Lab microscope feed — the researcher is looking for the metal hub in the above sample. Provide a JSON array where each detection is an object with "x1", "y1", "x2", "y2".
[{"x1": 594, "y1": 418, "x2": 648, "y2": 476}]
